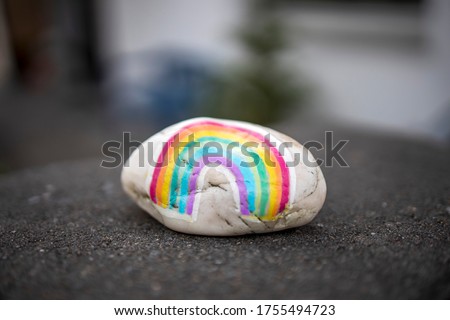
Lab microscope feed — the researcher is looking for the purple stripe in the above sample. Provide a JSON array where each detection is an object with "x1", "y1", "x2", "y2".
[{"x1": 186, "y1": 156, "x2": 249, "y2": 215}]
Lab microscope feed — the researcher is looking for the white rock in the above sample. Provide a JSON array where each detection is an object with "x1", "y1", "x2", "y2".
[{"x1": 121, "y1": 117, "x2": 326, "y2": 236}]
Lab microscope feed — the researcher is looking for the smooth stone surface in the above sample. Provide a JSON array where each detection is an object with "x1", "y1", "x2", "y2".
[{"x1": 122, "y1": 118, "x2": 326, "y2": 236}]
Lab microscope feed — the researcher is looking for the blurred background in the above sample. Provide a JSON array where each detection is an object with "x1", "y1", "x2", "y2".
[{"x1": 0, "y1": 0, "x2": 449, "y2": 173}]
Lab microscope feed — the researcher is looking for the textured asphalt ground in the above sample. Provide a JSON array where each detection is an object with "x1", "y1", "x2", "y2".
[{"x1": 0, "y1": 126, "x2": 449, "y2": 299}]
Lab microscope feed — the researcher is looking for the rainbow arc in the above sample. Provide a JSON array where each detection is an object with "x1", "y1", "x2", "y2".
[{"x1": 148, "y1": 119, "x2": 296, "y2": 221}]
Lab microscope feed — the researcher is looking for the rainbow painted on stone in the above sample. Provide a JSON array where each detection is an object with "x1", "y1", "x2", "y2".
[{"x1": 149, "y1": 120, "x2": 292, "y2": 221}]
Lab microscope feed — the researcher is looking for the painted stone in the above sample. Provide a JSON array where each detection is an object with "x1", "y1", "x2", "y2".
[{"x1": 121, "y1": 117, "x2": 326, "y2": 236}]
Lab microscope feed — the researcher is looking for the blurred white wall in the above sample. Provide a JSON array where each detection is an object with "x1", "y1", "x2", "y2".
[
  {"x1": 284, "y1": 0, "x2": 450, "y2": 140},
  {"x1": 96, "y1": 0, "x2": 244, "y2": 63},
  {"x1": 96, "y1": 0, "x2": 450, "y2": 140}
]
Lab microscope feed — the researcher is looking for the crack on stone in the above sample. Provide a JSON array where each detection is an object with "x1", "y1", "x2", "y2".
[
  {"x1": 238, "y1": 216, "x2": 255, "y2": 233},
  {"x1": 214, "y1": 211, "x2": 233, "y2": 228},
  {"x1": 255, "y1": 216, "x2": 271, "y2": 229},
  {"x1": 304, "y1": 167, "x2": 320, "y2": 199},
  {"x1": 215, "y1": 211, "x2": 234, "y2": 228},
  {"x1": 223, "y1": 217, "x2": 233, "y2": 227},
  {"x1": 208, "y1": 183, "x2": 227, "y2": 192}
]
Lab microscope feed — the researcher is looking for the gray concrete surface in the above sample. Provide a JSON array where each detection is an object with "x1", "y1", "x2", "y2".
[{"x1": 0, "y1": 128, "x2": 449, "y2": 299}]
